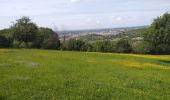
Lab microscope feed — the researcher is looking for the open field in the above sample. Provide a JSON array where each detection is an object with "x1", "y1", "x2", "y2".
[{"x1": 0, "y1": 49, "x2": 170, "y2": 100}]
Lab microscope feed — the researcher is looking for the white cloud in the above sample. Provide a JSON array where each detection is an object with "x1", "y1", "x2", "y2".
[
  {"x1": 0, "y1": 0, "x2": 169, "y2": 30},
  {"x1": 96, "y1": 20, "x2": 101, "y2": 24},
  {"x1": 70, "y1": 0, "x2": 79, "y2": 3},
  {"x1": 111, "y1": 16, "x2": 115, "y2": 18},
  {"x1": 115, "y1": 17, "x2": 122, "y2": 21},
  {"x1": 87, "y1": 18, "x2": 92, "y2": 22}
]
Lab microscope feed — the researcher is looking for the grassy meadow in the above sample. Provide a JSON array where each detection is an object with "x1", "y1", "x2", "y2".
[{"x1": 0, "y1": 49, "x2": 170, "y2": 100}]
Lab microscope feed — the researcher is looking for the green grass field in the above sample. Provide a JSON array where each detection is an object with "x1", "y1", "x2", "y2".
[{"x1": 0, "y1": 49, "x2": 170, "y2": 100}]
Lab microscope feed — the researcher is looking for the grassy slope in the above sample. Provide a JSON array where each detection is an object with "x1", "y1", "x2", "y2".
[{"x1": 0, "y1": 49, "x2": 170, "y2": 100}]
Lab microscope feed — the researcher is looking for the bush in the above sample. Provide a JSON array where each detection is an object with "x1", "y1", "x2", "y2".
[
  {"x1": 64, "y1": 39, "x2": 86, "y2": 51},
  {"x1": 39, "y1": 28, "x2": 61, "y2": 49},
  {"x1": 132, "y1": 41, "x2": 153, "y2": 54},
  {"x1": 154, "y1": 44, "x2": 170, "y2": 54},
  {"x1": 116, "y1": 39, "x2": 132, "y2": 53},
  {"x1": 41, "y1": 36, "x2": 60, "y2": 50},
  {"x1": 92, "y1": 40, "x2": 115, "y2": 52},
  {"x1": 144, "y1": 12, "x2": 170, "y2": 54},
  {"x1": 0, "y1": 35, "x2": 11, "y2": 48},
  {"x1": 85, "y1": 44, "x2": 94, "y2": 52},
  {"x1": 0, "y1": 17, "x2": 61, "y2": 49},
  {"x1": 19, "y1": 42, "x2": 27, "y2": 48}
]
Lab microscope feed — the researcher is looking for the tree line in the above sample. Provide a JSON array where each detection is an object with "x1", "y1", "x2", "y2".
[
  {"x1": 0, "y1": 17, "x2": 61, "y2": 49},
  {"x1": 0, "y1": 12, "x2": 170, "y2": 54}
]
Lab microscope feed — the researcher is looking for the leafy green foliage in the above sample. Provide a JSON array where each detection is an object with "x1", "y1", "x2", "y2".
[
  {"x1": 116, "y1": 39, "x2": 132, "y2": 53},
  {"x1": 132, "y1": 41, "x2": 153, "y2": 54},
  {"x1": 0, "y1": 17, "x2": 61, "y2": 49},
  {"x1": 62, "y1": 39, "x2": 116, "y2": 53},
  {"x1": 36, "y1": 28, "x2": 61, "y2": 49},
  {"x1": 11, "y1": 16, "x2": 38, "y2": 43},
  {"x1": 144, "y1": 12, "x2": 170, "y2": 54},
  {"x1": 41, "y1": 35, "x2": 61, "y2": 49},
  {"x1": 63, "y1": 39, "x2": 86, "y2": 51},
  {"x1": 1, "y1": 13, "x2": 170, "y2": 54},
  {"x1": 0, "y1": 35, "x2": 11, "y2": 48},
  {"x1": 0, "y1": 29, "x2": 13, "y2": 47},
  {"x1": 91, "y1": 40, "x2": 115, "y2": 52}
]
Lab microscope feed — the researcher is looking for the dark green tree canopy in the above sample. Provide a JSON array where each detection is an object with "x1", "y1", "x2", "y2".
[
  {"x1": 0, "y1": 16, "x2": 61, "y2": 49},
  {"x1": 0, "y1": 35, "x2": 11, "y2": 48},
  {"x1": 11, "y1": 16, "x2": 38, "y2": 43},
  {"x1": 65, "y1": 39, "x2": 86, "y2": 51},
  {"x1": 144, "y1": 12, "x2": 170, "y2": 54},
  {"x1": 145, "y1": 12, "x2": 170, "y2": 45},
  {"x1": 37, "y1": 27, "x2": 61, "y2": 49},
  {"x1": 116, "y1": 39, "x2": 132, "y2": 53}
]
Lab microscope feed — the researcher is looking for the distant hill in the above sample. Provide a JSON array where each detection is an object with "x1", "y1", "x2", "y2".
[
  {"x1": 58, "y1": 26, "x2": 149, "y2": 40},
  {"x1": 59, "y1": 26, "x2": 148, "y2": 42}
]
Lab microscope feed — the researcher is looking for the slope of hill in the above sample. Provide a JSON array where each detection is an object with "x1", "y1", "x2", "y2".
[
  {"x1": 0, "y1": 49, "x2": 170, "y2": 100},
  {"x1": 59, "y1": 26, "x2": 148, "y2": 40},
  {"x1": 76, "y1": 28, "x2": 146, "y2": 43}
]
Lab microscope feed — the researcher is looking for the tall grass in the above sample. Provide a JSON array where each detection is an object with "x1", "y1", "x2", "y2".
[{"x1": 0, "y1": 49, "x2": 170, "y2": 100}]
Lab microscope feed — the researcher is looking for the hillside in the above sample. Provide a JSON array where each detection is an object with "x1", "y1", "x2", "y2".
[
  {"x1": 0, "y1": 49, "x2": 170, "y2": 100},
  {"x1": 72, "y1": 28, "x2": 147, "y2": 43},
  {"x1": 59, "y1": 26, "x2": 148, "y2": 41}
]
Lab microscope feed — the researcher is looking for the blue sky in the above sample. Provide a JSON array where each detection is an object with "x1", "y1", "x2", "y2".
[{"x1": 0, "y1": 0, "x2": 170, "y2": 30}]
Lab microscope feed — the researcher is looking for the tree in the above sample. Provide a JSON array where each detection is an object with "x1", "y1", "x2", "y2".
[
  {"x1": 0, "y1": 28, "x2": 14, "y2": 38},
  {"x1": 132, "y1": 41, "x2": 153, "y2": 54},
  {"x1": 37, "y1": 28, "x2": 61, "y2": 49},
  {"x1": 0, "y1": 35, "x2": 11, "y2": 48},
  {"x1": 85, "y1": 44, "x2": 94, "y2": 52},
  {"x1": 0, "y1": 17, "x2": 61, "y2": 49},
  {"x1": 93, "y1": 40, "x2": 115, "y2": 52},
  {"x1": 116, "y1": 39, "x2": 132, "y2": 53},
  {"x1": 11, "y1": 16, "x2": 38, "y2": 48},
  {"x1": 144, "y1": 12, "x2": 170, "y2": 54},
  {"x1": 65, "y1": 39, "x2": 86, "y2": 51},
  {"x1": 0, "y1": 29, "x2": 13, "y2": 48}
]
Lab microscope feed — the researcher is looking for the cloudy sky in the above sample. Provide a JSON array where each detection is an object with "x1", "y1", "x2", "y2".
[{"x1": 0, "y1": 0, "x2": 170, "y2": 30}]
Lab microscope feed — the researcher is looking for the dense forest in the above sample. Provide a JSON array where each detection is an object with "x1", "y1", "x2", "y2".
[{"x1": 0, "y1": 12, "x2": 170, "y2": 54}]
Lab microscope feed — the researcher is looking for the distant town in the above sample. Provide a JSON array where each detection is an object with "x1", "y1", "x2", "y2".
[{"x1": 58, "y1": 26, "x2": 148, "y2": 40}]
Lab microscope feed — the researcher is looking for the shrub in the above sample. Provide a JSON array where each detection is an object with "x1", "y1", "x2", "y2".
[
  {"x1": 0, "y1": 35, "x2": 11, "y2": 48},
  {"x1": 132, "y1": 41, "x2": 153, "y2": 54},
  {"x1": 116, "y1": 39, "x2": 132, "y2": 53}
]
